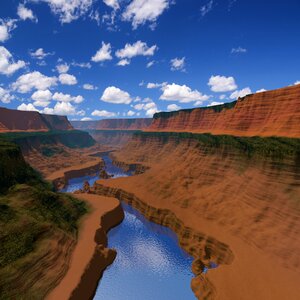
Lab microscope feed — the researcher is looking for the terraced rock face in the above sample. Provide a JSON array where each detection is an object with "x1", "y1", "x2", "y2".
[
  {"x1": 149, "y1": 85, "x2": 300, "y2": 138},
  {"x1": 104, "y1": 132, "x2": 300, "y2": 300},
  {"x1": 71, "y1": 118, "x2": 152, "y2": 131},
  {"x1": 0, "y1": 107, "x2": 73, "y2": 132}
]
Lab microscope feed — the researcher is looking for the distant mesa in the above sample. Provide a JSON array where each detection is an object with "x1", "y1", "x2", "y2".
[
  {"x1": 72, "y1": 118, "x2": 152, "y2": 131},
  {"x1": 0, "y1": 107, "x2": 73, "y2": 132}
]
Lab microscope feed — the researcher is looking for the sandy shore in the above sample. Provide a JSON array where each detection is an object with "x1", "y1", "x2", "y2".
[{"x1": 47, "y1": 193, "x2": 123, "y2": 300}]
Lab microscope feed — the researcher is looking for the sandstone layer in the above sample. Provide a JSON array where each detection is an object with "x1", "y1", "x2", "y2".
[
  {"x1": 93, "y1": 133, "x2": 300, "y2": 300},
  {"x1": 0, "y1": 107, "x2": 73, "y2": 132},
  {"x1": 149, "y1": 85, "x2": 300, "y2": 138}
]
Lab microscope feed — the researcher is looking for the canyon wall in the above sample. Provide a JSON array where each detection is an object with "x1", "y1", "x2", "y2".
[
  {"x1": 149, "y1": 85, "x2": 300, "y2": 138},
  {"x1": 0, "y1": 107, "x2": 73, "y2": 132},
  {"x1": 101, "y1": 132, "x2": 300, "y2": 299},
  {"x1": 72, "y1": 118, "x2": 152, "y2": 131}
]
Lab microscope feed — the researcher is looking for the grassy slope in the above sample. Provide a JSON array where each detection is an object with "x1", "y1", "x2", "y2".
[{"x1": 0, "y1": 139, "x2": 87, "y2": 299}]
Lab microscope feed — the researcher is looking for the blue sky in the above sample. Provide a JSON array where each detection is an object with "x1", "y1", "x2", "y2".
[{"x1": 0, "y1": 0, "x2": 299, "y2": 120}]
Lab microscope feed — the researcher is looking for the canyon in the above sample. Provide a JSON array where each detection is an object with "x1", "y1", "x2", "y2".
[{"x1": 0, "y1": 85, "x2": 300, "y2": 299}]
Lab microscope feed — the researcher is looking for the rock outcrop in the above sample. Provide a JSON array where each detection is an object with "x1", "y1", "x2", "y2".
[
  {"x1": 149, "y1": 85, "x2": 300, "y2": 138},
  {"x1": 0, "y1": 107, "x2": 73, "y2": 132}
]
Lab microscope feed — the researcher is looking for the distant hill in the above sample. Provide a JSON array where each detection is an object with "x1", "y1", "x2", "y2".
[
  {"x1": 71, "y1": 118, "x2": 152, "y2": 131},
  {"x1": 0, "y1": 107, "x2": 74, "y2": 132}
]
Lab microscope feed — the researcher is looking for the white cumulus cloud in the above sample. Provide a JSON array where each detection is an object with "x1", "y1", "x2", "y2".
[
  {"x1": 230, "y1": 87, "x2": 252, "y2": 99},
  {"x1": 36, "y1": 0, "x2": 94, "y2": 24},
  {"x1": 52, "y1": 92, "x2": 84, "y2": 103},
  {"x1": 167, "y1": 104, "x2": 181, "y2": 111},
  {"x1": 0, "y1": 46, "x2": 26, "y2": 76},
  {"x1": 170, "y1": 57, "x2": 185, "y2": 71},
  {"x1": 123, "y1": 0, "x2": 170, "y2": 29},
  {"x1": 116, "y1": 41, "x2": 157, "y2": 59},
  {"x1": 59, "y1": 73, "x2": 77, "y2": 85},
  {"x1": 101, "y1": 86, "x2": 132, "y2": 104},
  {"x1": 56, "y1": 63, "x2": 70, "y2": 73},
  {"x1": 91, "y1": 109, "x2": 117, "y2": 117},
  {"x1": 12, "y1": 71, "x2": 57, "y2": 93},
  {"x1": 30, "y1": 48, "x2": 53, "y2": 60},
  {"x1": 17, "y1": 4, "x2": 37, "y2": 22},
  {"x1": 0, "y1": 87, "x2": 14, "y2": 103},
  {"x1": 0, "y1": 19, "x2": 17, "y2": 42},
  {"x1": 117, "y1": 59, "x2": 130, "y2": 66},
  {"x1": 17, "y1": 103, "x2": 39, "y2": 112},
  {"x1": 83, "y1": 83, "x2": 97, "y2": 90},
  {"x1": 160, "y1": 83, "x2": 210, "y2": 103},
  {"x1": 103, "y1": 0, "x2": 119, "y2": 10},
  {"x1": 208, "y1": 75, "x2": 238, "y2": 92},
  {"x1": 31, "y1": 89, "x2": 52, "y2": 107},
  {"x1": 91, "y1": 42, "x2": 113, "y2": 62}
]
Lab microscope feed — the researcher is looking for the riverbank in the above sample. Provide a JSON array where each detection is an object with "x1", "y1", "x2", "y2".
[
  {"x1": 47, "y1": 193, "x2": 124, "y2": 300},
  {"x1": 91, "y1": 154, "x2": 300, "y2": 300}
]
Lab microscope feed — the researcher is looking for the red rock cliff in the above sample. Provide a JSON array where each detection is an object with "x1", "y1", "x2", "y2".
[
  {"x1": 71, "y1": 118, "x2": 152, "y2": 131},
  {"x1": 149, "y1": 85, "x2": 300, "y2": 138},
  {"x1": 0, "y1": 107, "x2": 73, "y2": 132}
]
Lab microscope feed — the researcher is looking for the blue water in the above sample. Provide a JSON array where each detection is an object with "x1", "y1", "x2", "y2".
[{"x1": 63, "y1": 154, "x2": 196, "y2": 300}]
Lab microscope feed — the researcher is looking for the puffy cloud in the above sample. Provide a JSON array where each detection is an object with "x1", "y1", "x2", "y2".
[
  {"x1": 127, "y1": 110, "x2": 135, "y2": 116},
  {"x1": 146, "y1": 82, "x2": 167, "y2": 89},
  {"x1": 36, "y1": 0, "x2": 94, "y2": 24},
  {"x1": 30, "y1": 48, "x2": 53, "y2": 60},
  {"x1": 59, "y1": 73, "x2": 77, "y2": 85},
  {"x1": 256, "y1": 89, "x2": 267, "y2": 93},
  {"x1": 133, "y1": 99, "x2": 159, "y2": 116},
  {"x1": 294, "y1": 81, "x2": 300, "y2": 86},
  {"x1": 207, "y1": 101, "x2": 224, "y2": 107},
  {"x1": 123, "y1": 0, "x2": 170, "y2": 29},
  {"x1": 17, "y1": 103, "x2": 39, "y2": 112},
  {"x1": 117, "y1": 59, "x2": 130, "y2": 66},
  {"x1": 44, "y1": 102, "x2": 77, "y2": 115},
  {"x1": 83, "y1": 83, "x2": 97, "y2": 90},
  {"x1": 160, "y1": 83, "x2": 210, "y2": 103},
  {"x1": 56, "y1": 63, "x2": 69, "y2": 73},
  {"x1": 231, "y1": 47, "x2": 247, "y2": 54},
  {"x1": 170, "y1": 57, "x2": 185, "y2": 71},
  {"x1": 0, "y1": 87, "x2": 14, "y2": 103},
  {"x1": 230, "y1": 87, "x2": 252, "y2": 99},
  {"x1": 17, "y1": 4, "x2": 37, "y2": 22},
  {"x1": 52, "y1": 92, "x2": 84, "y2": 103},
  {"x1": 31, "y1": 89, "x2": 52, "y2": 107},
  {"x1": 116, "y1": 41, "x2": 157, "y2": 59},
  {"x1": 12, "y1": 71, "x2": 57, "y2": 93},
  {"x1": 0, "y1": 19, "x2": 17, "y2": 42},
  {"x1": 0, "y1": 46, "x2": 26, "y2": 76},
  {"x1": 91, "y1": 110, "x2": 117, "y2": 117},
  {"x1": 91, "y1": 42, "x2": 112, "y2": 62},
  {"x1": 101, "y1": 86, "x2": 132, "y2": 104},
  {"x1": 200, "y1": 0, "x2": 214, "y2": 17},
  {"x1": 208, "y1": 75, "x2": 238, "y2": 92},
  {"x1": 81, "y1": 117, "x2": 92, "y2": 121},
  {"x1": 103, "y1": 0, "x2": 119, "y2": 10},
  {"x1": 167, "y1": 104, "x2": 181, "y2": 111}
]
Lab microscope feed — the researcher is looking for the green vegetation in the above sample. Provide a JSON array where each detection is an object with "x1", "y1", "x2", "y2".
[
  {"x1": 0, "y1": 130, "x2": 95, "y2": 157},
  {"x1": 0, "y1": 138, "x2": 87, "y2": 299},
  {"x1": 153, "y1": 100, "x2": 238, "y2": 119},
  {"x1": 135, "y1": 132, "x2": 300, "y2": 160}
]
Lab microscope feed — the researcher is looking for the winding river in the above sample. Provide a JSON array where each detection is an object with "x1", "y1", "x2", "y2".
[{"x1": 63, "y1": 154, "x2": 196, "y2": 299}]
